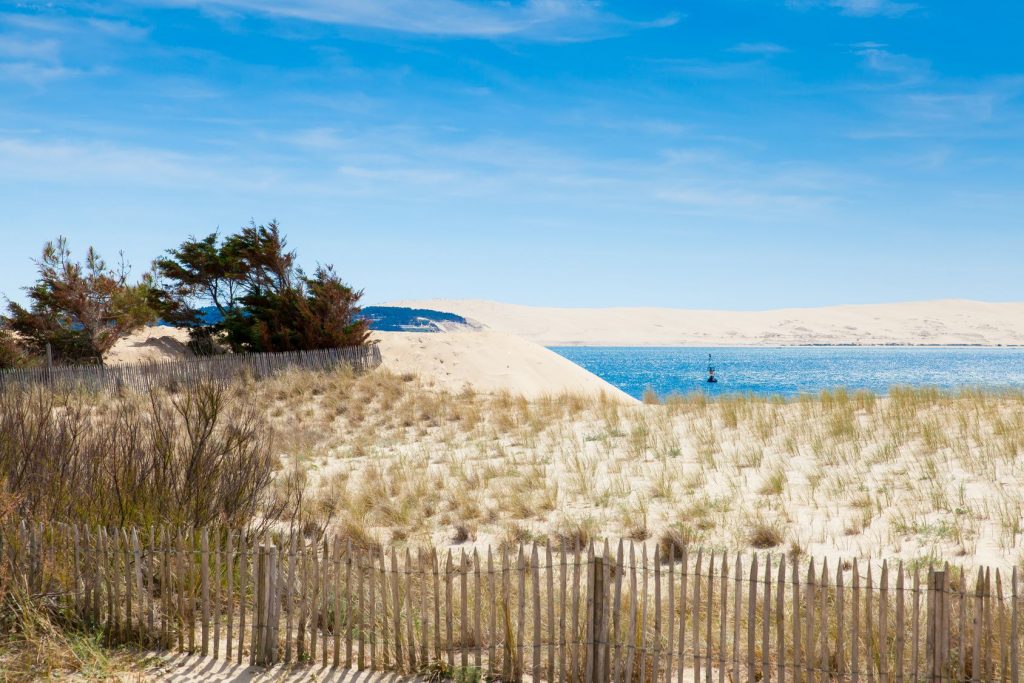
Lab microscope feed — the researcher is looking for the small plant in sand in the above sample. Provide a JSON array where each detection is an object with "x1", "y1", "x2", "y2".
[{"x1": 746, "y1": 515, "x2": 786, "y2": 549}]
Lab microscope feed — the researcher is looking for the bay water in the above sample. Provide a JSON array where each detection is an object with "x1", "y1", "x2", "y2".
[{"x1": 549, "y1": 346, "x2": 1024, "y2": 399}]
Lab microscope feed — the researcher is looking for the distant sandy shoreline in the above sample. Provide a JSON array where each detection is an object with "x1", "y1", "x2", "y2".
[{"x1": 391, "y1": 298, "x2": 1024, "y2": 347}]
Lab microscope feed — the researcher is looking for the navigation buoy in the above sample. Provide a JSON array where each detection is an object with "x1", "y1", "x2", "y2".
[{"x1": 707, "y1": 353, "x2": 718, "y2": 383}]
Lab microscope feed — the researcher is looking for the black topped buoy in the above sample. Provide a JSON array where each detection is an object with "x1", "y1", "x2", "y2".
[{"x1": 706, "y1": 353, "x2": 718, "y2": 383}]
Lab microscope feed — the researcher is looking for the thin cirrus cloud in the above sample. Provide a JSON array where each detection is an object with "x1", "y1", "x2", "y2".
[
  {"x1": 833, "y1": 0, "x2": 918, "y2": 16},
  {"x1": 143, "y1": 0, "x2": 678, "y2": 40},
  {"x1": 657, "y1": 58, "x2": 767, "y2": 80},
  {"x1": 729, "y1": 42, "x2": 789, "y2": 55},
  {"x1": 787, "y1": 0, "x2": 919, "y2": 17},
  {"x1": 0, "y1": 13, "x2": 149, "y2": 86},
  {"x1": 854, "y1": 43, "x2": 930, "y2": 81},
  {"x1": 0, "y1": 35, "x2": 74, "y2": 85},
  {"x1": 0, "y1": 127, "x2": 850, "y2": 226}
]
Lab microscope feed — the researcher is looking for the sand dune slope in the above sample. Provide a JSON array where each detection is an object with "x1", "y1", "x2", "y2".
[
  {"x1": 374, "y1": 329, "x2": 634, "y2": 400},
  {"x1": 103, "y1": 326, "x2": 633, "y2": 400},
  {"x1": 105, "y1": 326, "x2": 193, "y2": 364},
  {"x1": 391, "y1": 299, "x2": 1024, "y2": 346}
]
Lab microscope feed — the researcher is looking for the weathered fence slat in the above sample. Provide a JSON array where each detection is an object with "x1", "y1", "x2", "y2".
[
  {"x1": 546, "y1": 542, "x2": 554, "y2": 683},
  {"x1": 357, "y1": 547, "x2": 366, "y2": 670},
  {"x1": 530, "y1": 545, "x2": 540, "y2": 680},
  {"x1": 321, "y1": 540, "x2": 330, "y2": 667},
  {"x1": 334, "y1": 539, "x2": 343, "y2": 669},
  {"x1": 237, "y1": 533, "x2": 247, "y2": 664},
  {"x1": 894, "y1": 564, "x2": 905, "y2": 683},
  {"x1": 201, "y1": 529, "x2": 210, "y2": 657},
  {"x1": 1011, "y1": 567, "x2": 1019, "y2": 683},
  {"x1": 420, "y1": 547, "x2": 430, "y2": 669},
  {"x1": 249, "y1": 537, "x2": 260, "y2": 665},
  {"x1": 747, "y1": 554, "x2": 757, "y2": 683},
  {"x1": 777, "y1": 556, "x2": 787, "y2": 683},
  {"x1": 678, "y1": 546, "x2": 688, "y2": 683},
  {"x1": 611, "y1": 540, "x2": 623, "y2": 683},
  {"x1": 446, "y1": 550, "x2": 454, "y2": 670},
  {"x1": 404, "y1": 547, "x2": 415, "y2": 672},
  {"x1": 460, "y1": 549, "x2": 468, "y2": 671},
  {"x1": 212, "y1": 531, "x2": 221, "y2": 660},
  {"x1": 704, "y1": 552, "x2": 713, "y2": 683},
  {"x1": 347, "y1": 542, "x2": 355, "y2": 668}
]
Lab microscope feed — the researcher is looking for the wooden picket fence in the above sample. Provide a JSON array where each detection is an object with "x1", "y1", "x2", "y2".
[
  {"x1": 2, "y1": 522, "x2": 1022, "y2": 682},
  {"x1": 0, "y1": 344, "x2": 382, "y2": 394}
]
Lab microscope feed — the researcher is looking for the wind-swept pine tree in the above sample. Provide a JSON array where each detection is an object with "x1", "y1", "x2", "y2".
[
  {"x1": 153, "y1": 221, "x2": 369, "y2": 353},
  {"x1": 5, "y1": 237, "x2": 154, "y2": 365}
]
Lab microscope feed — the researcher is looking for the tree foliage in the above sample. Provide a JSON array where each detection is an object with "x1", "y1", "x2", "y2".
[
  {"x1": 4, "y1": 238, "x2": 154, "y2": 365},
  {"x1": 153, "y1": 221, "x2": 370, "y2": 353},
  {"x1": 150, "y1": 231, "x2": 246, "y2": 327}
]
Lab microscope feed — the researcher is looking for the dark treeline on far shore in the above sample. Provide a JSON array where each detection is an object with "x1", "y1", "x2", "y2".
[{"x1": 0, "y1": 221, "x2": 370, "y2": 369}]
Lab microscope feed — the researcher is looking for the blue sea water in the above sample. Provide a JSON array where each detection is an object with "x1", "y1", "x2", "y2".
[{"x1": 549, "y1": 347, "x2": 1024, "y2": 400}]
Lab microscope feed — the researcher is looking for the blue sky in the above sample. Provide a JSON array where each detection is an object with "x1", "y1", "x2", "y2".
[{"x1": 1, "y1": 0, "x2": 1022, "y2": 309}]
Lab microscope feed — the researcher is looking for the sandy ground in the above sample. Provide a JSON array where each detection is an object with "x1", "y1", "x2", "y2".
[
  {"x1": 105, "y1": 326, "x2": 193, "y2": 365},
  {"x1": 373, "y1": 329, "x2": 633, "y2": 401},
  {"x1": 390, "y1": 299, "x2": 1024, "y2": 346},
  {"x1": 263, "y1": 364, "x2": 1024, "y2": 572}
]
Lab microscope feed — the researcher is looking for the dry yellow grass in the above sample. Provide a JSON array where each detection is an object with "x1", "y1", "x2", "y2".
[{"x1": 254, "y1": 368, "x2": 1024, "y2": 571}]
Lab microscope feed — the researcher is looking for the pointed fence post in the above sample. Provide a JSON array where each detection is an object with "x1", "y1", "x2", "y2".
[
  {"x1": 926, "y1": 569, "x2": 949, "y2": 683},
  {"x1": 588, "y1": 554, "x2": 607, "y2": 683},
  {"x1": 253, "y1": 542, "x2": 281, "y2": 668}
]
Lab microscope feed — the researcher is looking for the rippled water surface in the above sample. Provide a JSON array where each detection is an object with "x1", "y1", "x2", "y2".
[{"x1": 549, "y1": 346, "x2": 1024, "y2": 399}]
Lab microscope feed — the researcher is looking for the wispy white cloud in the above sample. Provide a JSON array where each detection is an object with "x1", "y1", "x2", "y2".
[
  {"x1": 0, "y1": 12, "x2": 146, "y2": 86},
  {"x1": 141, "y1": 0, "x2": 678, "y2": 40},
  {"x1": 653, "y1": 186, "x2": 833, "y2": 215},
  {"x1": 283, "y1": 125, "x2": 863, "y2": 221},
  {"x1": 729, "y1": 42, "x2": 789, "y2": 55},
  {"x1": 855, "y1": 44, "x2": 930, "y2": 82},
  {"x1": 846, "y1": 76, "x2": 1024, "y2": 139},
  {"x1": 657, "y1": 58, "x2": 767, "y2": 80},
  {"x1": 0, "y1": 137, "x2": 257, "y2": 188},
  {"x1": 901, "y1": 83, "x2": 1024, "y2": 123},
  {"x1": 833, "y1": 0, "x2": 918, "y2": 17},
  {"x1": 0, "y1": 124, "x2": 857, "y2": 225},
  {"x1": 0, "y1": 34, "x2": 76, "y2": 85},
  {"x1": 0, "y1": 61, "x2": 87, "y2": 85},
  {"x1": 787, "y1": 0, "x2": 918, "y2": 18},
  {"x1": 652, "y1": 153, "x2": 863, "y2": 218},
  {"x1": 0, "y1": 35, "x2": 60, "y2": 62},
  {"x1": 84, "y1": 18, "x2": 152, "y2": 40}
]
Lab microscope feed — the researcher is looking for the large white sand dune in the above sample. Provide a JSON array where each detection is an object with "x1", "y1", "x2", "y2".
[
  {"x1": 374, "y1": 329, "x2": 633, "y2": 401},
  {"x1": 104, "y1": 326, "x2": 634, "y2": 401},
  {"x1": 390, "y1": 299, "x2": 1024, "y2": 346}
]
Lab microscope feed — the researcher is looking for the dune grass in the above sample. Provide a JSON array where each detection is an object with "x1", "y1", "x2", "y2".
[
  {"x1": 3, "y1": 366, "x2": 1023, "y2": 571},
  {"x1": 250, "y1": 368, "x2": 1024, "y2": 571}
]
